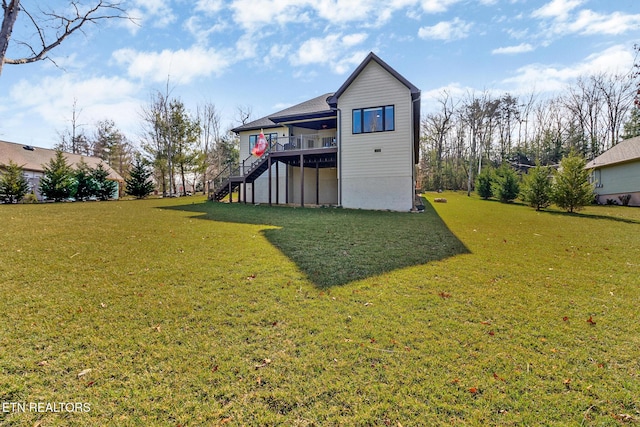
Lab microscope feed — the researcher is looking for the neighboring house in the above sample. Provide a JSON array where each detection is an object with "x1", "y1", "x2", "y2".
[
  {"x1": 0, "y1": 139, "x2": 125, "y2": 200},
  {"x1": 211, "y1": 52, "x2": 421, "y2": 211},
  {"x1": 585, "y1": 136, "x2": 640, "y2": 206}
]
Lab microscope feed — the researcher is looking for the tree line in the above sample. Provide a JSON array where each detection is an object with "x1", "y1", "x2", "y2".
[{"x1": 418, "y1": 67, "x2": 639, "y2": 194}]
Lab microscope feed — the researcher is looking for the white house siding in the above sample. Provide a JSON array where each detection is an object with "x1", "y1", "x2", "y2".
[
  {"x1": 592, "y1": 161, "x2": 640, "y2": 206},
  {"x1": 337, "y1": 61, "x2": 414, "y2": 211}
]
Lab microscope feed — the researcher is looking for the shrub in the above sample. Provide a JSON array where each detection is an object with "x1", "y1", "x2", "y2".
[
  {"x1": 0, "y1": 160, "x2": 30, "y2": 203},
  {"x1": 475, "y1": 167, "x2": 494, "y2": 199},
  {"x1": 551, "y1": 151, "x2": 594, "y2": 213},
  {"x1": 618, "y1": 194, "x2": 632, "y2": 206},
  {"x1": 492, "y1": 164, "x2": 520, "y2": 203},
  {"x1": 521, "y1": 164, "x2": 552, "y2": 211},
  {"x1": 39, "y1": 150, "x2": 76, "y2": 202}
]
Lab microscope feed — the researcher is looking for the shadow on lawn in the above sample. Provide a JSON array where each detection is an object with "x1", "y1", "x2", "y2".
[{"x1": 163, "y1": 199, "x2": 470, "y2": 287}]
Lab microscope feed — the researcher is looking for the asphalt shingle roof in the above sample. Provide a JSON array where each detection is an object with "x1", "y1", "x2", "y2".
[
  {"x1": 0, "y1": 140, "x2": 124, "y2": 181},
  {"x1": 231, "y1": 93, "x2": 334, "y2": 133},
  {"x1": 585, "y1": 136, "x2": 640, "y2": 169}
]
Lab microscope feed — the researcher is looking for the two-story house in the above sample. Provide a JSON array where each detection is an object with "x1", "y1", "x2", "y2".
[{"x1": 210, "y1": 52, "x2": 421, "y2": 211}]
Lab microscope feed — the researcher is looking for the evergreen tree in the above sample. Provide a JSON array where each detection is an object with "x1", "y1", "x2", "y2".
[
  {"x1": 492, "y1": 164, "x2": 520, "y2": 203},
  {"x1": 92, "y1": 163, "x2": 118, "y2": 201},
  {"x1": 521, "y1": 164, "x2": 552, "y2": 211},
  {"x1": 39, "y1": 150, "x2": 76, "y2": 202},
  {"x1": 551, "y1": 151, "x2": 594, "y2": 213},
  {"x1": 475, "y1": 167, "x2": 494, "y2": 199},
  {"x1": 621, "y1": 106, "x2": 640, "y2": 140},
  {"x1": 74, "y1": 159, "x2": 98, "y2": 201},
  {"x1": 125, "y1": 157, "x2": 155, "y2": 199},
  {"x1": 0, "y1": 160, "x2": 30, "y2": 203}
]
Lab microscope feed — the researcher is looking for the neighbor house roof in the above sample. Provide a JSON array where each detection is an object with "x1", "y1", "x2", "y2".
[
  {"x1": 0, "y1": 139, "x2": 124, "y2": 181},
  {"x1": 231, "y1": 93, "x2": 335, "y2": 133},
  {"x1": 585, "y1": 136, "x2": 640, "y2": 169}
]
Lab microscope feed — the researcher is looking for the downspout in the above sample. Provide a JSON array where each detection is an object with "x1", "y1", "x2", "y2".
[
  {"x1": 412, "y1": 94, "x2": 421, "y2": 211},
  {"x1": 335, "y1": 108, "x2": 342, "y2": 207}
]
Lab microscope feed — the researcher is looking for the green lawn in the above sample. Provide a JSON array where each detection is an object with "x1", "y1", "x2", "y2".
[{"x1": 0, "y1": 194, "x2": 638, "y2": 426}]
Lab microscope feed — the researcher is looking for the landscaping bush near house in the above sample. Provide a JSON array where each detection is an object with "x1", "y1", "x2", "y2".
[{"x1": 0, "y1": 194, "x2": 639, "y2": 426}]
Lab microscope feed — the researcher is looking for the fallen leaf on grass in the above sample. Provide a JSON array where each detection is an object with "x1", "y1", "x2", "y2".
[
  {"x1": 438, "y1": 291, "x2": 451, "y2": 299},
  {"x1": 493, "y1": 372, "x2": 505, "y2": 381},
  {"x1": 77, "y1": 368, "x2": 92, "y2": 378},
  {"x1": 587, "y1": 316, "x2": 596, "y2": 325},
  {"x1": 563, "y1": 316, "x2": 569, "y2": 322},
  {"x1": 613, "y1": 413, "x2": 636, "y2": 422},
  {"x1": 246, "y1": 274, "x2": 256, "y2": 281},
  {"x1": 37, "y1": 360, "x2": 48, "y2": 366},
  {"x1": 469, "y1": 387, "x2": 479, "y2": 394},
  {"x1": 255, "y1": 358, "x2": 271, "y2": 369},
  {"x1": 219, "y1": 418, "x2": 233, "y2": 425}
]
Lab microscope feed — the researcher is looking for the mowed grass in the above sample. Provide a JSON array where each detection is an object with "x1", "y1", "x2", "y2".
[{"x1": 0, "y1": 193, "x2": 638, "y2": 426}]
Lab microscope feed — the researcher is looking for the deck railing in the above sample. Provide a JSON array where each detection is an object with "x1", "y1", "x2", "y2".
[{"x1": 208, "y1": 133, "x2": 337, "y2": 197}]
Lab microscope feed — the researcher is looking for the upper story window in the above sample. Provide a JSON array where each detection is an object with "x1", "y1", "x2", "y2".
[{"x1": 352, "y1": 105, "x2": 394, "y2": 134}]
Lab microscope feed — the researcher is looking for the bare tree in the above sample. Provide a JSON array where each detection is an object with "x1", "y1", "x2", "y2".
[
  {"x1": 197, "y1": 102, "x2": 222, "y2": 194},
  {"x1": 235, "y1": 105, "x2": 253, "y2": 126},
  {"x1": 421, "y1": 90, "x2": 456, "y2": 190},
  {"x1": 0, "y1": 0, "x2": 128, "y2": 76},
  {"x1": 55, "y1": 98, "x2": 89, "y2": 154}
]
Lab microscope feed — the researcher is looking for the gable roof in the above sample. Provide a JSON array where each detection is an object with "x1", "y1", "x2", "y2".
[
  {"x1": 585, "y1": 136, "x2": 640, "y2": 169},
  {"x1": 0, "y1": 140, "x2": 124, "y2": 181},
  {"x1": 327, "y1": 52, "x2": 421, "y2": 107},
  {"x1": 231, "y1": 93, "x2": 335, "y2": 133}
]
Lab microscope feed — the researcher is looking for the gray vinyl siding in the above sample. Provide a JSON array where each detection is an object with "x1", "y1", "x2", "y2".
[
  {"x1": 338, "y1": 61, "x2": 413, "y2": 179},
  {"x1": 594, "y1": 161, "x2": 640, "y2": 195}
]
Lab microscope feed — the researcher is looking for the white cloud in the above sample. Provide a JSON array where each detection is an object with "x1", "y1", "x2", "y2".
[
  {"x1": 532, "y1": 0, "x2": 583, "y2": 20},
  {"x1": 290, "y1": 33, "x2": 369, "y2": 74},
  {"x1": 124, "y1": 0, "x2": 176, "y2": 33},
  {"x1": 418, "y1": 18, "x2": 472, "y2": 41},
  {"x1": 7, "y1": 75, "x2": 141, "y2": 142},
  {"x1": 195, "y1": 0, "x2": 224, "y2": 14},
  {"x1": 492, "y1": 43, "x2": 534, "y2": 55},
  {"x1": 229, "y1": 0, "x2": 311, "y2": 30},
  {"x1": 502, "y1": 45, "x2": 634, "y2": 94},
  {"x1": 419, "y1": 0, "x2": 462, "y2": 13},
  {"x1": 112, "y1": 46, "x2": 232, "y2": 84},
  {"x1": 564, "y1": 10, "x2": 640, "y2": 35}
]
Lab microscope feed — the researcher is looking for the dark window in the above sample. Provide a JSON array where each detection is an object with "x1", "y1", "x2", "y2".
[{"x1": 352, "y1": 105, "x2": 394, "y2": 134}]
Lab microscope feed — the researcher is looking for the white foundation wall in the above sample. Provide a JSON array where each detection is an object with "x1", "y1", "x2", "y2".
[{"x1": 341, "y1": 176, "x2": 413, "y2": 211}]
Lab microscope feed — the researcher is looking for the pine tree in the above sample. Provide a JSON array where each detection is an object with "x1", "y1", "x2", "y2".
[
  {"x1": 125, "y1": 157, "x2": 155, "y2": 199},
  {"x1": 475, "y1": 167, "x2": 494, "y2": 199},
  {"x1": 0, "y1": 160, "x2": 30, "y2": 203},
  {"x1": 551, "y1": 151, "x2": 594, "y2": 213},
  {"x1": 92, "y1": 163, "x2": 118, "y2": 201},
  {"x1": 39, "y1": 150, "x2": 76, "y2": 202},
  {"x1": 492, "y1": 164, "x2": 520, "y2": 203},
  {"x1": 521, "y1": 164, "x2": 552, "y2": 211},
  {"x1": 74, "y1": 159, "x2": 98, "y2": 201}
]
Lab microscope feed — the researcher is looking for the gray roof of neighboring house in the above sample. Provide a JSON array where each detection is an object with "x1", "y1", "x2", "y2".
[
  {"x1": 231, "y1": 93, "x2": 335, "y2": 133},
  {"x1": 0, "y1": 139, "x2": 125, "y2": 181},
  {"x1": 585, "y1": 136, "x2": 640, "y2": 169}
]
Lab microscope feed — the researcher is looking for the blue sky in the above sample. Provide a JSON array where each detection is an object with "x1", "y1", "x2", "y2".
[{"x1": 1, "y1": 0, "x2": 638, "y2": 149}]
